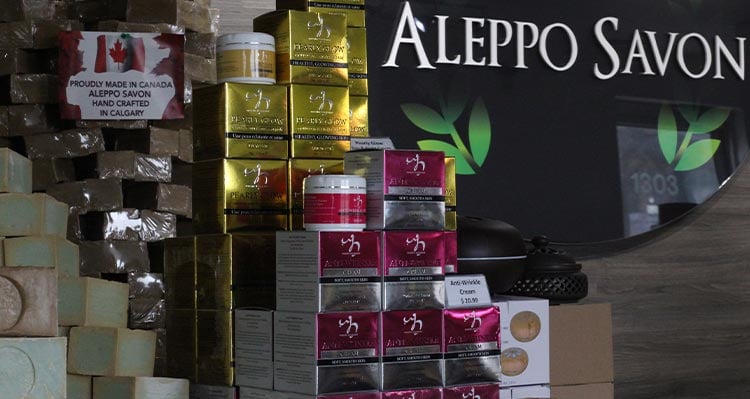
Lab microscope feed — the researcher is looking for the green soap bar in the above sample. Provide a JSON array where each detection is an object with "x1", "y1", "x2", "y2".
[
  {"x1": 0, "y1": 337, "x2": 66, "y2": 399},
  {"x1": 59, "y1": 277, "x2": 129, "y2": 328},
  {"x1": 0, "y1": 148, "x2": 32, "y2": 194},
  {"x1": 38, "y1": 193, "x2": 69, "y2": 237},
  {"x1": 0, "y1": 237, "x2": 4, "y2": 266},
  {"x1": 4, "y1": 235, "x2": 79, "y2": 277},
  {"x1": 93, "y1": 376, "x2": 189, "y2": 399},
  {"x1": 0, "y1": 267, "x2": 57, "y2": 337},
  {"x1": 68, "y1": 327, "x2": 156, "y2": 377},
  {"x1": 0, "y1": 193, "x2": 68, "y2": 237},
  {"x1": 68, "y1": 374, "x2": 93, "y2": 399}
]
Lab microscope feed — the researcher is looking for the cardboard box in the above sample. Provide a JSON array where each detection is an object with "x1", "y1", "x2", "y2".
[
  {"x1": 550, "y1": 303, "x2": 613, "y2": 386},
  {"x1": 382, "y1": 231, "x2": 445, "y2": 310},
  {"x1": 288, "y1": 84, "x2": 350, "y2": 159},
  {"x1": 234, "y1": 309, "x2": 274, "y2": 390},
  {"x1": 380, "y1": 310, "x2": 444, "y2": 390},
  {"x1": 276, "y1": 0, "x2": 366, "y2": 27},
  {"x1": 196, "y1": 310, "x2": 234, "y2": 386}
]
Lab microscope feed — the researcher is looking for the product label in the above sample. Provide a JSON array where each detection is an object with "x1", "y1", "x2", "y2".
[
  {"x1": 444, "y1": 231, "x2": 457, "y2": 273},
  {"x1": 218, "y1": 49, "x2": 276, "y2": 81},
  {"x1": 317, "y1": 312, "x2": 379, "y2": 363},
  {"x1": 384, "y1": 151, "x2": 445, "y2": 197},
  {"x1": 319, "y1": 231, "x2": 381, "y2": 277},
  {"x1": 383, "y1": 231, "x2": 445, "y2": 277},
  {"x1": 224, "y1": 159, "x2": 288, "y2": 212},
  {"x1": 349, "y1": 96, "x2": 369, "y2": 137},
  {"x1": 225, "y1": 83, "x2": 288, "y2": 134},
  {"x1": 289, "y1": 159, "x2": 345, "y2": 208},
  {"x1": 444, "y1": 307, "x2": 500, "y2": 354},
  {"x1": 382, "y1": 389, "x2": 444, "y2": 399},
  {"x1": 381, "y1": 310, "x2": 443, "y2": 360},
  {"x1": 304, "y1": 193, "x2": 366, "y2": 226},
  {"x1": 444, "y1": 385, "x2": 500, "y2": 399}
]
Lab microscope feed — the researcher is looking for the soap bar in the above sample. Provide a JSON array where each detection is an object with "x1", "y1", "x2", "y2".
[
  {"x1": 0, "y1": 193, "x2": 68, "y2": 237},
  {"x1": 0, "y1": 337, "x2": 66, "y2": 398},
  {"x1": 9, "y1": 104, "x2": 61, "y2": 135},
  {"x1": 0, "y1": 267, "x2": 57, "y2": 336},
  {"x1": 140, "y1": 210, "x2": 177, "y2": 242},
  {"x1": 4, "y1": 235, "x2": 79, "y2": 277},
  {"x1": 0, "y1": 148, "x2": 32, "y2": 193},
  {"x1": 93, "y1": 376, "x2": 189, "y2": 399},
  {"x1": 59, "y1": 277, "x2": 129, "y2": 328},
  {"x1": 24, "y1": 128, "x2": 105, "y2": 160},
  {"x1": 68, "y1": 327, "x2": 157, "y2": 377},
  {"x1": 9, "y1": 73, "x2": 57, "y2": 104},
  {"x1": 79, "y1": 240, "x2": 150, "y2": 277},
  {"x1": 0, "y1": 237, "x2": 3, "y2": 266},
  {"x1": 68, "y1": 374, "x2": 93, "y2": 399},
  {"x1": 32, "y1": 158, "x2": 76, "y2": 192},
  {"x1": 128, "y1": 297, "x2": 166, "y2": 330},
  {"x1": 84, "y1": 178, "x2": 125, "y2": 211},
  {"x1": 106, "y1": 126, "x2": 180, "y2": 157},
  {"x1": 0, "y1": 20, "x2": 83, "y2": 49},
  {"x1": 79, "y1": 209, "x2": 142, "y2": 241},
  {"x1": 125, "y1": 183, "x2": 192, "y2": 218}
]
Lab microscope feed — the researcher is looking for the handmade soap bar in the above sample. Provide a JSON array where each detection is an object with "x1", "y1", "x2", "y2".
[
  {"x1": 0, "y1": 19, "x2": 83, "y2": 49},
  {"x1": 32, "y1": 158, "x2": 75, "y2": 192},
  {"x1": 85, "y1": 178, "x2": 124, "y2": 211},
  {"x1": 68, "y1": 327, "x2": 157, "y2": 377},
  {"x1": 10, "y1": 104, "x2": 61, "y2": 135},
  {"x1": 125, "y1": 183, "x2": 192, "y2": 218},
  {"x1": 140, "y1": 210, "x2": 177, "y2": 242},
  {"x1": 59, "y1": 277, "x2": 129, "y2": 328},
  {"x1": 9, "y1": 73, "x2": 57, "y2": 104},
  {"x1": 68, "y1": 374, "x2": 93, "y2": 399},
  {"x1": 3, "y1": 235, "x2": 79, "y2": 277},
  {"x1": 0, "y1": 337, "x2": 66, "y2": 398},
  {"x1": 93, "y1": 376, "x2": 189, "y2": 399},
  {"x1": 0, "y1": 147, "x2": 31, "y2": 193},
  {"x1": 0, "y1": 267, "x2": 57, "y2": 336},
  {"x1": 0, "y1": 193, "x2": 68, "y2": 237},
  {"x1": 24, "y1": 128, "x2": 105, "y2": 159},
  {"x1": 79, "y1": 240, "x2": 150, "y2": 277},
  {"x1": 107, "y1": 127, "x2": 180, "y2": 157}
]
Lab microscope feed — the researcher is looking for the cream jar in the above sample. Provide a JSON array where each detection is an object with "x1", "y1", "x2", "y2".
[
  {"x1": 216, "y1": 32, "x2": 276, "y2": 84},
  {"x1": 303, "y1": 175, "x2": 366, "y2": 231}
]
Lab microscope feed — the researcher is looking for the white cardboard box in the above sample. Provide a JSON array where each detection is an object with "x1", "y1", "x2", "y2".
[{"x1": 234, "y1": 309, "x2": 273, "y2": 390}]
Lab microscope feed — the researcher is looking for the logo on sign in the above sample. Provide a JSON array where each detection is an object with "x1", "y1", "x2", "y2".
[
  {"x1": 307, "y1": 14, "x2": 331, "y2": 39},
  {"x1": 462, "y1": 387, "x2": 481, "y2": 399},
  {"x1": 341, "y1": 234, "x2": 362, "y2": 257},
  {"x1": 657, "y1": 104, "x2": 729, "y2": 172},
  {"x1": 406, "y1": 153, "x2": 427, "y2": 173},
  {"x1": 463, "y1": 311, "x2": 483, "y2": 333},
  {"x1": 406, "y1": 234, "x2": 427, "y2": 257},
  {"x1": 310, "y1": 90, "x2": 334, "y2": 112},
  {"x1": 403, "y1": 313, "x2": 424, "y2": 335},
  {"x1": 243, "y1": 164, "x2": 269, "y2": 188},
  {"x1": 245, "y1": 89, "x2": 271, "y2": 112},
  {"x1": 338, "y1": 315, "x2": 359, "y2": 338}
]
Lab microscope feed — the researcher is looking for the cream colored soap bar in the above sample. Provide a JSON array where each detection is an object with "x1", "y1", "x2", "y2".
[
  {"x1": 93, "y1": 376, "x2": 189, "y2": 399},
  {"x1": 0, "y1": 267, "x2": 57, "y2": 337},
  {"x1": 69, "y1": 327, "x2": 157, "y2": 377},
  {"x1": 0, "y1": 237, "x2": 4, "y2": 266},
  {"x1": 0, "y1": 147, "x2": 32, "y2": 193},
  {"x1": 4, "y1": 235, "x2": 79, "y2": 277},
  {"x1": 0, "y1": 337, "x2": 66, "y2": 399},
  {"x1": 59, "y1": 277, "x2": 129, "y2": 328},
  {"x1": 68, "y1": 374, "x2": 93, "y2": 399},
  {"x1": 0, "y1": 193, "x2": 68, "y2": 237}
]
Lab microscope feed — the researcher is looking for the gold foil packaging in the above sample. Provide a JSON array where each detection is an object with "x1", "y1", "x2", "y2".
[
  {"x1": 347, "y1": 27, "x2": 368, "y2": 96},
  {"x1": 288, "y1": 158, "x2": 344, "y2": 230},
  {"x1": 194, "y1": 83, "x2": 289, "y2": 160},
  {"x1": 254, "y1": 10, "x2": 348, "y2": 86},
  {"x1": 276, "y1": 0, "x2": 366, "y2": 27},
  {"x1": 349, "y1": 95, "x2": 369, "y2": 138},
  {"x1": 289, "y1": 84, "x2": 350, "y2": 159},
  {"x1": 445, "y1": 156, "x2": 457, "y2": 231},
  {"x1": 197, "y1": 309, "x2": 234, "y2": 386}
]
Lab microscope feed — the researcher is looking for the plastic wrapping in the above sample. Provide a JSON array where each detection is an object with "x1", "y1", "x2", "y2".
[
  {"x1": 0, "y1": 0, "x2": 55, "y2": 22},
  {"x1": 125, "y1": 182, "x2": 192, "y2": 218},
  {"x1": 186, "y1": 32, "x2": 217, "y2": 59},
  {"x1": 31, "y1": 158, "x2": 75, "y2": 192},
  {"x1": 185, "y1": 53, "x2": 217, "y2": 84},
  {"x1": 128, "y1": 297, "x2": 167, "y2": 329},
  {"x1": 76, "y1": 119, "x2": 148, "y2": 129},
  {"x1": 135, "y1": 153, "x2": 173, "y2": 182},
  {"x1": 100, "y1": 271, "x2": 165, "y2": 298},
  {"x1": 178, "y1": 128, "x2": 193, "y2": 163},
  {"x1": 84, "y1": 178, "x2": 124, "y2": 211},
  {"x1": 52, "y1": 0, "x2": 77, "y2": 20},
  {"x1": 8, "y1": 104, "x2": 60, "y2": 136},
  {"x1": 79, "y1": 240, "x2": 150, "y2": 277},
  {"x1": 24, "y1": 128, "x2": 105, "y2": 160},
  {"x1": 0, "y1": 20, "x2": 83, "y2": 49},
  {"x1": 126, "y1": 0, "x2": 216, "y2": 33},
  {"x1": 0, "y1": 49, "x2": 55, "y2": 76},
  {"x1": 96, "y1": 20, "x2": 185, "y2": 34},
  {"x1": 9, "y1": 73, "x2": 57, "y2": 104},
  {"x1": 45, "y1": 181, "x2": 88, "y2": 210},
  {"x1": 79, "y1": 209, "x2": 142, "y2": 241},
  {"x1": 107, "y1": 127, "x2": 180, "y2": 157},
  {"x1": 75, "y1": 0, "x2": 127, "y2": 23},
  {"x1": 140, "y1": 210, "x2": 177, "y2": 242},
  {"x1": 67, "y1": 207, "x2": 82, "y2": 243},
  {"x1": 0, "y1": 106, "x2": 7, "y2": 136}
]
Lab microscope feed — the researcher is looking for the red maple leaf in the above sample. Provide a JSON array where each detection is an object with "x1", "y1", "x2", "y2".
[{"x1": 109, "y1": 40, "x2": 127, "y2": 64}]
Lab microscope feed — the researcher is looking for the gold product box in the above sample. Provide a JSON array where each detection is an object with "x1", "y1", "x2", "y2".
[
  {"x1": 288, "y1": 158, "x2": 345, "y2": 230},
  {"x1": 289, "y1": 84, "x2": 350, "y2": 158},
  {"x1": 164, "y1": 237, "x2": 196, "y2": 309},
  {"x1": 254, "y1": 10, "x2": 348, "y2": 86},
  {"x1": 194, "y1": 83, "x2": 289, "y2": 161},
  {"x1": 347, "y1": 27, "x2": 368, "y2": 96},
  {"x1": 277, "y1": 0, "x2": 366, "y2": 27},
  {"x1": 349, "y1": 95, "x2": 369, "y2": 137},
  {"x1": 193, "y1": 159, "x2": 289, "y2": 234},
  {"x1": 165, "y1": 308, "x2": 196, "y2": 381},
  {"x1": 195, "y1": 233, "x2": 276, "y2": 310},
  {"x1": 196, "y1": 310, "x2": 234, "y2": 386},
  {"x1": 445, "y1": 156, "x2": 457, "y2": 231}
]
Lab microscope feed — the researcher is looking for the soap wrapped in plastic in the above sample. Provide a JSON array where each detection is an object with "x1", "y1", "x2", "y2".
[
  {"x1": 0, "y1": 0, "x2": 55, "y2": 22},
  {"x1": 79, "y1": 240, "x2": 150, "y2": 277},
  {"x1": 24, "y1": 128, "x2": 105, "y2": 159},
  {"x1": 8, "y1": 104, "x2": 60, "y2": 135},
  {"x1": 0, "y1": 20, "x2": 82, "y2": 49},
  {"x1": 140, "y1": 210, "x2": 177, "y2": 242},
  {"x1": 106, "y1": 127, "x2": 180, "y2": 157},
  {"x1": 129, "y1": 298, "x2": 167, "y2": 329},
  {"x1": 135, "y1": 153, "x2": 172, "y2": 183},
  {"x1": 79, "y1": 209, "x2": 142, "y2": 241},
  {"x1": 152, "y1": 103, "x2": 191, "y2": 129},
  {"x1": 74, "y1": 0, "x2": 127, "y2": 23},
  {"x1": 96, "y1": 20, "x2": 185, "y2": 34},
  {"x1": 178, "y1": 129, "x2": 193, "y2": 163},
  {"x1": 125, "y1": 182, "x2": 192, "y2": 218},
  {"x1": 9, "y1": 73, "x2": 57, "y2": 104},
  {"x1": 101, "y1": 271, "x2": 165, "y2": 299},
  {"x1": 126, "y1": 0, "x2": 215, "y2": 33},
  {"x1": 185, "y1": 32, "x2": 217, "y2": 59},
  {"x1": 185, "y1": 53, "x2": 217, "y2": 84},
  {"x1": 45, "y1": 181, "x2": 88, "y2": 211},
  {"x1": 76, "y1": 119, "x2": 148, "y2": 130},
  {"x1": 171, "y1": 161, "x2": 192, "y2": 187},
  {"x1": 0, "y1": 48, "x2": 55, "y2": 76},
  {"x1": 84, "y1": 178, "x2": 124, "y2": 211},
  {"x1": 0, "y1": 106, "x2": 7, "y2": 136},
  {"x1": 32, "y1": 158, "x2": 75, "y2": 192}
]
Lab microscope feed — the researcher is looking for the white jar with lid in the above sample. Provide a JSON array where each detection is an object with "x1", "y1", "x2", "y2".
[
  {"x1": 217, "y1": 32, "x2": 276, "y2": 84},
  {"x1": 304, "y1": 175, "x2": 367, "y2": 231}
]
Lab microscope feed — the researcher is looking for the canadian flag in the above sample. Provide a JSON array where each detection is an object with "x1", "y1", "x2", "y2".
[{"x1": 94, "y1": 34, "x2": 146, "y2": 73}]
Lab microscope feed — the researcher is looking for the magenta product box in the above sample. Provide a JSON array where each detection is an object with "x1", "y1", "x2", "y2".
[
  {"x1": 284, "y1": 393, "x2": 382, "y2": 399},
  {"x1": 380, "y1": 310, "x2": 444, "y2": 390},
  {"x1": 344, "y1": 150, "x2": 445, "y2": 230},
  {"x1": 276, "y1": 231, "x2": 382, "y2": 312},
  {"x1": 444, "y1": 384, "x2": 500, "y2": 399},
  {"x1": 381, "y1": 388, "x2": 443, "y2": 399},
  {"x1": 444, "y1": 231, "x2": 457, "y2": 274},
  {"x1": 382, "y1": 231, "x2": 445, "y2": 310},
  {"x1": 443, "y1": 307, "x2": 501, "y2": 386},
  {"x1": 274, "y1": 311, "x2": 380, "y2": 395}
]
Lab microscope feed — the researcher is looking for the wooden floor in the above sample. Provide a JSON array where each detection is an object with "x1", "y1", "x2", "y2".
[{"x1": 580, "y1": 161, "x2": 750, "y2": 398}]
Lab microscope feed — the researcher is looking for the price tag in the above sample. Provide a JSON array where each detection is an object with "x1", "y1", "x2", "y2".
[
  {"x1": 445, "y1": 274, "x2": 492, "y2": 309},
  {"x1": 350, "y1": 137, "x2": 396, "y2": 150}
]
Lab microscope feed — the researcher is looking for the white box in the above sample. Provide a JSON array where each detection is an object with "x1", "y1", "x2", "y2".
[
  {"x1": 276, "y1": 231, "x2": 382, "y2": 312},
  {"x1": 234, "y1": 309, "x2": 273, "y2": 390},
  {"x1": 492, "y1": 296, "x2": 550, "y2": 387},
  {"x1": 510, "y1": 385, "x2": 550, "y2": 398}
]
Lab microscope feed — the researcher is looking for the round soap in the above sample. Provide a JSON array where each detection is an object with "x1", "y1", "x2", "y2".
[
  {"x1": 501, "y1": 347, "x2": 529, "y2": 376},
  {"x1": 0, "y1": 276, "x2": 22, "y2": 331},
  {"x1": 0, "y1": 346, "x2": 35, "y2": 397},
  {"x1": 510, "y1": 311, "x2": 542, "y2": 342}
]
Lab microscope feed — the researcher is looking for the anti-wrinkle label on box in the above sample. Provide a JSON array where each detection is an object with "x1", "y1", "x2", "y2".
[
  {"x1": 382, "y1": 389, "x2": 443, "y2": 399},
  {"x1": 381, "y1": 310, "x2": 443, "y2": 360},
  {"x1": 384, "y1": 151, "x2": 445, "y2": 196},
  {"x1": 317, "y1": 312, "x2": 379, "y2": 364},
  {"x1": 444, "y1": 384, "x2": 500, "y2": 399},
  {"x1": 383, "y1": 231, "x2": 444, "y2": 278},
  {"x1": 444, "y1": 307, "x2": 500, "y2": 355},
  {"x1": 320, "y1": 231, "x2": 381, "y2": 280}
]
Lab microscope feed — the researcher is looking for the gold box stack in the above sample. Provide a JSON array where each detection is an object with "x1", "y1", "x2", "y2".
[
  {"x1": 288, "y1": 84, "x2": 350, "y2": 159},
  {"x1": 276, "y1": 0, "x2": 366, "y2": 28},
  {"x1": 445, "y1": 157, "x2": 457, "y2": 231}
]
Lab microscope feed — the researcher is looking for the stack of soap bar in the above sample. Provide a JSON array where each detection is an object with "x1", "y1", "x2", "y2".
[
  {"x1": 0, "y1": 337, "x2": 66, "y2": 398},
  {"x1": 93, "y1": 376, "x2": 189, "y2": 399},
  {"x1": 0, "y1": 267, "x2": 57, "y2": 336},
  {"x1": 3, "y1": 235, "x2": 79, "y2": 277},
  {"x1": 68, "y1": 327, "x2": 156, "y2": 376},
  {"x1": 0, "y1": 148, "x2": 32, "y2": 193},
  {"x1": 0, "y1": 193, "x2": 68, "y2": 237},
  {"x1": 68, "y1": 374, "x2": 93, "y2": 399},
  {"x1": 58, "y1": 277, "x2": 129, "y2": 328}
]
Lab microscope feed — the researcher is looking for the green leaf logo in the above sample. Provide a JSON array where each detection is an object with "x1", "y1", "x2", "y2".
[
  {"x1": 657, "y1": 105, "x2": 729, "y2": 172},
  {"x1": 402, "y1": 97, "x2": 492, "y2": 175}
]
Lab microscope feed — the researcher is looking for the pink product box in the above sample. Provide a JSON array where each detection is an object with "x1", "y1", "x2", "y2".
[
  {"x1": 443, "y1": 307, "x2": 501, "y2": 386},
  {"x1": 276, "y1": 231, "x2": 382, "y2": 312},
  {"x1": 273, "y1": 311, "x2": 380, "y2": 395},
  {"x1": 380, "y1": 310, "x2": 444, "y2": 391},
  {"x1": 381, "y1": 389, "x2": 443, "y2": 399},
  {"x1": 382, "y1": 231, "x2": 445, "y2": 311},
  {"x1": 344, "y1": 150, "x2": 445, "y2": 230},
  {"x1": 282, "y1": 392, "x2": 383, "y2": 399},
  {"x1": 444, "y1": 384, "x2": 501, "y2": 399},
  {"x1": 444, "y1": 231, "x2": 457, "y2": 274}
]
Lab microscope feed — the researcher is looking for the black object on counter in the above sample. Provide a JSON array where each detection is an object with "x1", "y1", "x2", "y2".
[
  {"x1": 456, "y1": 215, "x2": 527, "y2": 294},
  {"x1": 509, "y1": 236, "x2": 588, "y2": 303}
]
